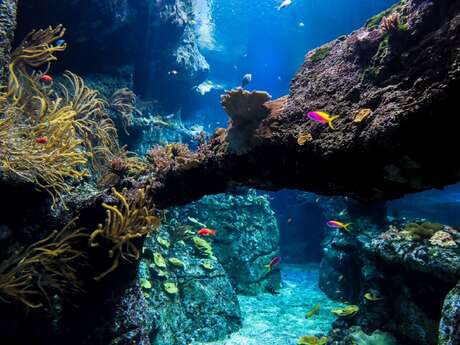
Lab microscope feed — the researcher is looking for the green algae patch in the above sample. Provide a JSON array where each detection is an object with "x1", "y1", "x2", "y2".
[
  {"x1": 169, "y1": 257, "x2": 185, "y2": 268},
  {"x1": 140, "y1": 278, "x2": 152, "y2": 289},
  {"x1": 153, "y1": 252, "x2": 167, "y2": 268},
  {"x1": 157, "y1": 236, "x2": 170, "y2": 249},
  {"x1": 310, "y1": 46, "x2": 331, "y2": 62},
  {"x1": 164, "y1": 281, "x2": 179, "y2": 294},
  {"x1": 201, "y1": 259, "x2": 214, "y2": 270},
  {"x1": 193, "y1": 236, "x2": 214, "y2": 257},
  {"x1": 366, "y1": 0, "x2": 405, "y2": 29}
]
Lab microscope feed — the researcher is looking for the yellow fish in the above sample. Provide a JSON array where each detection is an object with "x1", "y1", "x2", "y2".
[
  {"x1": 364, "y1": 292, "x2": 384, "y2": 301},
  {"x1": 306, "y1": 303, "x2": 320, "y2": 318}
]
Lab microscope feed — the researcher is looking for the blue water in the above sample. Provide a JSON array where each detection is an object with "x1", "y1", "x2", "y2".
[{"x1": 189, "y1": 0, "x2": 399, "y2": 128}]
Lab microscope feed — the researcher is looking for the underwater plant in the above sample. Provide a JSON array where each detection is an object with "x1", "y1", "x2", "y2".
[
  {"x1": 400, "y1": 222, "x2": 444, "y2": 241},
  {"x1": 380, "y1": 12, "x2": 407, "y2": 34},
  {"x1": 109, "y1": 88, "x2": 141, "y2": 135},
  {"x1": 0, "y1": 26, "x2": 125, "y2": 208},
  {"x1": 89, "y1": 187, "x2": 160, "y2": 280},
  {"x1": 0, "y1": 219, "x2": 86, "y2": 308},
  {"x1": 8, "y1": 25, "x2": 66, "y2": 104},
  {"x1": 309, "y1": 45, "x2": 331, "y2": 62}
]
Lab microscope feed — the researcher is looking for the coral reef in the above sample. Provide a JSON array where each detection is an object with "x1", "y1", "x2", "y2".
[
  {"x1": 133, "y1": 0, "x2": 460, "y2": 209},
  {"x1": 221, "y1": 88, "x2": 272, "y2": 154},
  {"x1": 0, "y1": 0, "x2": 17, "y2": 83}
]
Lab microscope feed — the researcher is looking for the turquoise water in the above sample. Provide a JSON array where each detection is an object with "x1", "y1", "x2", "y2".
[{"x1": 194, "y1": 265, "x2": 342, "y2": 345}]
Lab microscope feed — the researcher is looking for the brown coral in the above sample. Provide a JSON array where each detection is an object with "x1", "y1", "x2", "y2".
[
  {"x1": 146, "y1": 143, "x2": 202, "y2": 174},
  {"x1": 221, "y1": 88, "x2": 272, "y2": 154}
]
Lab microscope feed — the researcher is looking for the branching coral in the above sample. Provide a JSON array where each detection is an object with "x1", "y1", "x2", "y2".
[
  {"x1": 146, "y1": 143, "x2": 202, "y2": 174},
  {"x1": 97, "y1": 147, "x2": 149, "y2": 189},
  {"x1": 89, "y1": 187, "x2": 160, "y2": 280},
  {"x1": 380, "y1": 12, "x2": 407, "y2": 34},
  {"x1": 109, "y1": 88, "x2": 141, "y2": 135},
  {"x1": 0, "y1": 219, "x2": 86, "y2": 308}
]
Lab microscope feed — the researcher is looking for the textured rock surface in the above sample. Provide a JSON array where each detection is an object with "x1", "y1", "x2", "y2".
[
  {"x1": 133, "y1": 0, "x2": 209, "y2": 111},
  {"x1": 0, "y1": 0, "x2": 17, "y2": 83},
  {"x1": 319, "y1": 220, "x2": 460, "y2": 345},
  {"x1": 439, "y1": 279, "x2": 460, "y2": 345},
  {"x1": 15, "y1": 0, "x2": 208, "y2": 112},
  {"x1": 145, "y1": 0, "x2": 460, "y2": 208},
  {"x1": 166, "y1": 190, "x2": 281, "y2": 295},
  {"x1": 140, "y1": 227, "x2": 242, "y2": 344}
]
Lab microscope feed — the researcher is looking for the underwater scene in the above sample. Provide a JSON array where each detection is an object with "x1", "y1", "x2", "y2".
[{"x1": 0, "y1": 0, "x2": 459, "y2": 344}]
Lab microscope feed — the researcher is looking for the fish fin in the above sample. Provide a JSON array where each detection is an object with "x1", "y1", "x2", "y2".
[{"x1": 328, "y1": 116, "x2": 339, "y2": 129}]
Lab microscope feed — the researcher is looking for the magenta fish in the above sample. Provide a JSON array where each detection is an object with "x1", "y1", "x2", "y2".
[
  {"x1": 264, "y1": 256, "x2": 282, "y2": 271},
  {"x1": 305, "y1": 111, "x2": 339, "y2": 129}
]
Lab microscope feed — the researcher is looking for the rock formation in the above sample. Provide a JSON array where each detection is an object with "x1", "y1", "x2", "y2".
[
  {"x1": 166, "y1": 190, "x2": 281, "y2": 295},
  {"x1": 0, "y1": 0, "x2": 17, "y2": 83}
]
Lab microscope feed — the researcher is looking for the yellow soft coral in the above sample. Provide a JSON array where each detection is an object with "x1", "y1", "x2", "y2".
[
  {"x1": 0, "y1": 219, "x2": 86, "y2": 308},
  {"x1": 8, "y1": 25, "x2": 66, "y2": 105},
  {"x1": 89, "y1": 187, "x2": 160, "y2": 280}
]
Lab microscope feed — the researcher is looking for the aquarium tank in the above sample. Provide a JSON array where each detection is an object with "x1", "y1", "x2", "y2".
[{"x1": 0, "y1": 0, "x2": 459, "y2": 344}]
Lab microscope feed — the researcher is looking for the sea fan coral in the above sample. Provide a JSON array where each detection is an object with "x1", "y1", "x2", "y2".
[
  {"x1": 0, "y1": 219, "x2": 86, "y2": 308},
  {"x1": 89, "y1": 187, "x2": 160, "y2": 280}
]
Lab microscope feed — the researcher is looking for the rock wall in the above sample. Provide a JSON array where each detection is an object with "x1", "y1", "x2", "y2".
[
  {"x1": 14, "y1": 0, "x2": 208, "y2": 112},
  {"x1": 139, "y1": 227, "x2": 242, "y2": 345},
  {"x1": 0, "y1": 0, "x2": 17, "y2": 83},
  {"x1": 320, "y1": 219, "x2": 460, "y2": 345},
  {"x1": 133, "y1": 0, "x2": 209, "y2": 112},
  {"x1": 166, "y1": 190, "x2": 281, "y2": 295}
]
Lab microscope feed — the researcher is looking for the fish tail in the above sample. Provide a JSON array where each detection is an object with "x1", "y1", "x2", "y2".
[
  {"x1": 328, "y1": 116, "x2": 339, "y2": 129},
  {"x1": 264, "y1": 264, "x2": 272, "y2": 271}
]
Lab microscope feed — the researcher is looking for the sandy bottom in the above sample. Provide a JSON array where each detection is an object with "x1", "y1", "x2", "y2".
[{"x1": 194, "y1": 264, "x2": 341, "y2": 345}]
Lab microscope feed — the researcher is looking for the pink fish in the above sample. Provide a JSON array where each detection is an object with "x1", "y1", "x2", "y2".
[
  {"x1": 306, "y1": 111, "x2": 339, "y2": 129},
  {"x1": 265, "y1": 256, "x2": 282, "y2": 271}
]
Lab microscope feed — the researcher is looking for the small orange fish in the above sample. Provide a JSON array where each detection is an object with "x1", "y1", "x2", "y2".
[
  {"x1": 35, "y1": 136, "x2": 48, "y2": 144},
  {"x1": 39, "y1": 74, "x2": 53, "y2": 83},
  {"x1": 197, "y1": 228, "x2": 216, "y2": 236}
]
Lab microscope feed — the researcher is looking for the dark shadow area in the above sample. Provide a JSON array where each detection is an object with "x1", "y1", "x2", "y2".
[{"x1": 268, "y1": 190, "x2": 325, "y2": 263}]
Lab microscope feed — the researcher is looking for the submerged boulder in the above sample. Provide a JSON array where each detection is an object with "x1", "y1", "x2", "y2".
[
  {"x1": 139, "y1": 227, "x2": 242, "y2": 344},
  {"x1": 166, "y1": 190, "x2": 281, "y2": 295}
]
